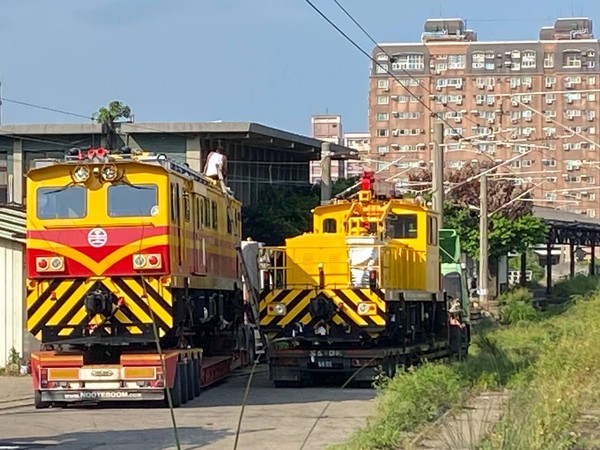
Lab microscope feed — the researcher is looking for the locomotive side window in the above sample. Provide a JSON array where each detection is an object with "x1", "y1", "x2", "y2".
[
  {"x1": 183, "y1": 192, "x2": 191, "y2": 223},
  {"x1": 37, "y1": 186, "x2": 86, "y2": 219},
  {"x1": 108, "y1": 184, "x2": 157, "y2": 217},
  {"x1": 203, "y1": 197, "x2": 211, "y2": 227},
  {"x1": 170, "y1": 183, "x2": 176, "y2": 222},
  {"x1": 427, "y1": 216, "x2": 438, "y2": 245},
  {"x1": 211, "y1": 201, "x2": 218, "y2": 230},
  {"x1": 385, "y1": 214, "x2": 418, "y2": 239},
  {"x1": 323, "y1": 218, "x2": 337, "y2": 233}
]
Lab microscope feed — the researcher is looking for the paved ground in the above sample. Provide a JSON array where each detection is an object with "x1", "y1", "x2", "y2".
[{"x1": 0, "y1": 370, "x2": 375, "y2": 450}]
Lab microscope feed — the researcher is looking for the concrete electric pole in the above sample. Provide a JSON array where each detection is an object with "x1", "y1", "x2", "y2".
[
  {"x1": 479, "y1": 173, "x2": 489, "y2": 305},
  {"x1": 320, "y1": 142, "x2": 332, "y2": 205},
  {"x1": 432, "y1": 120, "x2": 445, "y2": 225}
]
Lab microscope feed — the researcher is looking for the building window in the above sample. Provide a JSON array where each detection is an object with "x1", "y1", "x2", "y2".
[
  {"x1": 391, "y1": 54, "x2": 424, "y2": 71},
  {"x1": 377, "y1": 129, "x2": 389, "y2": 137},
  {"x1": 377, "y1": 112, "x2": 389, "y2": 121},
  {"x1": 448, "y1": 54, "x2": 465, "y2": 69},
  {"x1": 377, "y1": 79, "x2": 389, "y2": 89},
  {"x1": 563, "y1": 50, "x2": 582, "y2": 68},
  {"x1": 377, "y1": 95, "x2": 389, "y2": 105},
  {"x1": 472, "y1": 52, "x2": 485, "y2": 69},
  {"x1": 376, "y1": 53, "x2": 389, "y2": 61},
  {"x1": 376, "y1": 63, "x2": 388, "y2": 74},
  {"x1": 377, "y1": 145, "x2": 388, "y2": 154},
  {"x1": 543, "y1": 52, "x2": 554, "y2": 68},
  {"x1": 522, "y1": 50, "x2": 537, "y2": 68}
]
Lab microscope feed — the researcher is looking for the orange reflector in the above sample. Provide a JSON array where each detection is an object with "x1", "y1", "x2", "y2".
[
  {"x1": 50, "y1": 291, "x2": 57, "y2": 300},
  {"x1": 124, "y1": 367, "x2": 156, "y2": 379},
  {"x1": 28, "y1": 280, "x2": 38, "y2": 288},
  {"x1": 48, "y1": 368, "x2": 80, "y2": 381}
]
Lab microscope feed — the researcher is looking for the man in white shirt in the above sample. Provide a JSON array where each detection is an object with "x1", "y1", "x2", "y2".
[{"x1": 203, "y1": 146, "x2": 228, "y2": 182}]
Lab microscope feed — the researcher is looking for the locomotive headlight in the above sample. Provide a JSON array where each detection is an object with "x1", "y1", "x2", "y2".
[
  {"x1": 101, "y1": 164, "x2": 118, "y2": 181},
  {"x1": 357, "y1": 302, "x2": 376, "y2": 316},
  {"x1": 72, "y1": 166, "x2": 90, "y2": 183},
  {"x1": 133, "y1": 255, "x2": 147, "y2": 269},
  {"x1": 268, "y1": 303, "x2": 287, "y2": 316},
  {"x1": 50, "y1": 257, "x2": 64, "y2": 271}
]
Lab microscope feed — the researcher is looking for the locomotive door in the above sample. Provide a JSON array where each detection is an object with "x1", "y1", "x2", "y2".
[{"x1": 193, "y1": 195, "x2": 207, "y2": 275}]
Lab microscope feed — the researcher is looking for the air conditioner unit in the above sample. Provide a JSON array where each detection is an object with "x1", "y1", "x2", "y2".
[
  {"x1": 392, "y1": 130, "x2": 400, "y2": 137},
  {"x1": 511, "y1": 100, "x2": 519, "y2": 106},
  {"x1": 567, "y1": 98, "x2": 573, "y2": 104},
  {"x1": 476, "y1": 99, "x2": 484, "y2": 105},
  {"x1": 546, "y1": 98, "x2": 554, "y2": 104},
  {"x1": 526, "y1": 117, "x2": 532, "y2": 122},
  {"x1": 456, "y1": 98, "x2": 463, "y2": 105},
  {"x1": 477, "y1": 84, "x2": 485, "y2": 89},
  {"x1": 436, "y1": 86, "x2": 443, "y2": 91},
  {"x1": 511, "y1": 118, "x2": 518, "y2": 124},
  {"x1": 566, "y1": 82, "x2": 573, "y2": 89},
  {"x1": 525, "y1": 84, "x2": 532, "y2": 90},
  {"x1": 545, "y1": 82, "x2": 553, "y2": 88},
  {"x1": 487, "y1": 85, "x2": 494, "y2": 91},
  {"x1": 545, "y1": 117, "x2": 552, "y2": 123},
  {"x1": 455, "y1": 117, "x2": 462, "y2": 123},
  {"x1": 488, "y1": 118, "x2": 495, "y2": 124},
  {"x1": 392, "y1": 111, "x2": 400, "y2": 118}
]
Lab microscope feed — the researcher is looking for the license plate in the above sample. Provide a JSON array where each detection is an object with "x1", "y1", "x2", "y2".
[{"x1": 317, "y1": 360, "x2": 333, "y2": 368}]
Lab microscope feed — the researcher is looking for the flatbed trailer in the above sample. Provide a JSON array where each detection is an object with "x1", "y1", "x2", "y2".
[
  {"x1": 31, "y1": 345, "x2": 251, "y2": 408},
  {"x1": 268, "y1": 339, "x2": 453, "y2": 386}
]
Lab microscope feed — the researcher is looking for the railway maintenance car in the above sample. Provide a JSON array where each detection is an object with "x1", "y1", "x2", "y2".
[
  {"x1": 258, "y1": 170, "x2": 470, "y2": 386},
  {"x1": 26, "y1": 146, "x2": 256, "y2": 408}
]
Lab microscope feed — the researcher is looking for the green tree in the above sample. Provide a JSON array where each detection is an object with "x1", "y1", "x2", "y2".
[
  {"x1": 409, "y1": 161, "x2": 548, "y2": 260},
  {"x1": 242, "y1": 176, "x2": 360, "y2": 245},
  {"x1": 92, "y1": 100, "x2": 132, "y2": 124}
]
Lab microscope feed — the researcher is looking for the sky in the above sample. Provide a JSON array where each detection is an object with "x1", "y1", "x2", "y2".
[{"x1": 1, "y1": 0, "x2": 600, "y2": 137}]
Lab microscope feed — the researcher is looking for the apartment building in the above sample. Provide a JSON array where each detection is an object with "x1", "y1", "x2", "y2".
[
  {"x1": 309, "y1": 115, "x2": 371, "y2": 183},
  {"x1": 369, "y1": 17, "x2": 600, "y2": 217}
]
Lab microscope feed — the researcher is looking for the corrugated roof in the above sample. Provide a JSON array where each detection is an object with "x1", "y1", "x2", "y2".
[
  {"x1": 533, "y1": 205, "x2": 600, "y2": 229},
  {"x1": 0, "y1": 204, "x2": 26, "y2": 244}
]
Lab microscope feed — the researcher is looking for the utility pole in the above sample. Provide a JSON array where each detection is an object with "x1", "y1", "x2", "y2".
[
  {"x1": 479, "y1": 174, "x2": 489, "y2": 305},
  {"x1": 320, "y1": 142, "x2": 332, "y2": 205},
  {"x1": 432, "y1": 120, "x2": 444, "y2": 225}
]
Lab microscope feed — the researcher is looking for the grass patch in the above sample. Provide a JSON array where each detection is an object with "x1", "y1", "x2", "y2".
[{"x1": 334, "y1": 277, "x2": 600, "y2": 450}]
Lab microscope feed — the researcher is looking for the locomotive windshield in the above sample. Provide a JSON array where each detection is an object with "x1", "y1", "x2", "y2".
[
  {"x1": 107, "y1": 184, "x2": 158, "y2": 217},
  {"x1": 36, "y1": 186, "x2": 87, "y2": 219},
  {"x1": 385, "y1": 214, "x2": 418, "y2": 239},
  {"x1": 442, "y1": 271, "x2": 462, "y2": 301}
]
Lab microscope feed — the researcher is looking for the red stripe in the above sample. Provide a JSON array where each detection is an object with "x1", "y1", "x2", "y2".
[{"x1": 28, "y1": 226, "x2": 168, "y2": 262}]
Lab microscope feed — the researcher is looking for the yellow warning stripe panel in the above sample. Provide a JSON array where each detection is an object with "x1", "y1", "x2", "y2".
[
  {"x1": 47, "y1": 282, "x2": 90, "y2": 326},
  {"x1": 260, "y1": 290, "x2": 308, "y2": 326},
  {"x1": 344, "y1": 290, "x2": 386, "y2": 327},
  {"x1": 114, "y1": 310, "x2": 143, "y2": 335},
  {"x1": 27, "y1": 281, "x2": 73, "y2": 331},
  {"x1": 277, "y1": 294, "x2": 311, "y2": 327},
  {"x1": 323, "y1": 289, "x2": 369, "y2": 327},
  {"x1": 122, "y1": 278, "x2": 172, "y2": 328},
  {"x1": 104, "y1": 278, "x2": 154, "y2": 325},
  {"x1": 360, "y1": 289, "x2": 386, "y2": 311},
  {"x1": 27, "y1": 280, "x2": 51, "y2": 310}
]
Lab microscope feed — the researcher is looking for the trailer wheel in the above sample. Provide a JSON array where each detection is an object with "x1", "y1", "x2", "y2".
[
  {"x1": 186, "y1": 359, "x2": 195, "y2": 400},
  {"x1": 34, "y1": 391, "x2": 49, "y2": 409},
  {"x1": 167, "y1": 364, "x2": 182, "y2": 408},
  {"x1": 179, "y1": 361, "x2": 189, "y2": 405},
  {"x1": 246, "y1": 327, "x2": 257, "y2": 364},
  {"x1": 192, "y1": 358, "x2": 201, "y2": 397}
]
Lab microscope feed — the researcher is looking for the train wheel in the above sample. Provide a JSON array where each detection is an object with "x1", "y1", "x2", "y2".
[
  {"x1": 179, "y1": 361, "x2": 189, "y2": 405},
  {"x1": 192, "y1": 358, "x2": 201, "y2": 397},
  {"x1": 167, "y1": 365, "x2": 182, "y2": 408},
  {"x1": 34, "y1": 391, "x2": 49, "y2": 409}
]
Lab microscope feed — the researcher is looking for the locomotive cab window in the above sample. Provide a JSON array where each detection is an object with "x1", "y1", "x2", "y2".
[
  {"x1": 108, "y1": 184, "x2": 158, "y2": 217},
  {"x1": 37, "y1": 186, "x2": 86, "y2": 219},
  {"x1": 323, "y1": 218, "x2": 337, "y2": 233},
  {"x1": 385, "y1": 214, "x2": 418, "y2": 239}
]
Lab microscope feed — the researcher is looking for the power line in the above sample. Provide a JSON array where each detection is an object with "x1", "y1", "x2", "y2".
[{"x1": 1, "y1": 97, "x2": 93, "y2": 120}]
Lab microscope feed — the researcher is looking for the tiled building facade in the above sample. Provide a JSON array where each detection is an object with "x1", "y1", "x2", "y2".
[{"x1": 369, "y1": 17, "x2": 600, "y2": 217}]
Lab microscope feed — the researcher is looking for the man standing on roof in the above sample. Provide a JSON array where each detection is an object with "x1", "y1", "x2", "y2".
[{"x1": 204, "y1": 146, "x2": 228, "y2": 182}]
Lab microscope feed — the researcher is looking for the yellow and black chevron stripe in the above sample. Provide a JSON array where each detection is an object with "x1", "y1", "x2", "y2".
[
  {"x1": 259, "y1": 288, "x2": 386, "y2": 330},
  {"x1": 26, "y1": 276, "x2": 173, "y2": 342}
]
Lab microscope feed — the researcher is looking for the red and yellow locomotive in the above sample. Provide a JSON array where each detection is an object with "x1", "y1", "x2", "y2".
[{"x1": 26, "y1": 146, "x2": 252, "y2": 408}]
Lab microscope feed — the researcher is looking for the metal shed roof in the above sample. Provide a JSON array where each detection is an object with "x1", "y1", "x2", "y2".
[{"x1": 0, "y1": 204, "x2": 26, "y2": 244}]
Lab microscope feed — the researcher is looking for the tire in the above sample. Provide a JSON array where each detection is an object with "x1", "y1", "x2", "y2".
[
  {"x1": 34, "y1": 391, "x2": 50, "y2": 409},
  {"x1": 246, "y1": 327, "x2": 257, "y2": 364},
  {"x1": 186, "y1": 360, "x2": 195, "y2": 400},
  {"x1": 192, "y1": 359, "x2": 201, "y2": 398},
  {"x1": 167, "y1": 364, "x2": 182, "y2": 408},
  {"x1": 179, "y1": 362, "x2": 189, "y2": 405}
]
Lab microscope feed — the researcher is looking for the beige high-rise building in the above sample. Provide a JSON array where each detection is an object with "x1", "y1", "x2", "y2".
[{"x1": 369, "y1": 17, "x2": 600, "y2": 217}]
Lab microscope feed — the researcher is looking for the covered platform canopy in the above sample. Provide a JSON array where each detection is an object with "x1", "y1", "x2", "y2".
[{"x1": 530, "y1": 206, "x2": 600, "y2": 293}]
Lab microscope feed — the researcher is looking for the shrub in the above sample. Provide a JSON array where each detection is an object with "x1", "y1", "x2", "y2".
[
  {"x1": 498, "y1": 288, "x2": 540, "y2": 324},
  {"x1": 549, "y1": 275, "x2": 600, "y2": 305}
]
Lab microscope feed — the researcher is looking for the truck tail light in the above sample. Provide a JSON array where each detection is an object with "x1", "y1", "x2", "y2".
[
  {"x1": 133, "y1": 253, "x2": 162, "y2": 270},
  {"x1": 36, "y1": 256, "x2": 65, "y2": 272}
]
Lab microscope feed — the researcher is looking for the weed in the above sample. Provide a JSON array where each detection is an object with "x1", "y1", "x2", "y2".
[{"x1": 498, "y1": 288, "x2": 540, "y2": 325}]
